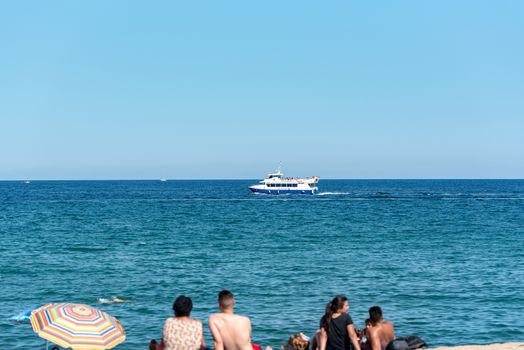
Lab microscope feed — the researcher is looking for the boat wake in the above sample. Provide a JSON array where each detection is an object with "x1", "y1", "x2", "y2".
[{"x1": 317, "y1": 192, "x2": 350, "y2": 196}]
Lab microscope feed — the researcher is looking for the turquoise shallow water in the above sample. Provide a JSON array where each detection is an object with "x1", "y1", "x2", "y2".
[{"x1": 1, "y1": 180, "x2": 523, "y2": 349}]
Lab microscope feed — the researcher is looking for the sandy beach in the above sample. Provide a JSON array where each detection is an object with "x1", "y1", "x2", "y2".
[{"x1": 431, "y1": 343, "x2": 524, "y2": 350}]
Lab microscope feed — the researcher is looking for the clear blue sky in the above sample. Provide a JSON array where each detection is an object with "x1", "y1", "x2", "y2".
[{"x1": 1, "y1": 1, "x2": 522, "y2": 179}]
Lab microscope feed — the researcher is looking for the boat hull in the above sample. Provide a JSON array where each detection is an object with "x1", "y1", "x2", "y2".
[{"x1": 249, "y1": 187, "x2": 317, "y2": 195}]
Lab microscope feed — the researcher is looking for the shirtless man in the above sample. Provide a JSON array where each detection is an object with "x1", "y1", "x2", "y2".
[
  {"x1": 209, "y1": 290, "x2": 253, "y2": 350},
  {"x1": 366, "y1": 306, "x2": 395, "y2": 350}
]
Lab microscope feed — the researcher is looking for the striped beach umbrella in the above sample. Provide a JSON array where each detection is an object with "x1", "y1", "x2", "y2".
[{"x1": 30, "y1": 303, "x2": 126, "y2": 350}]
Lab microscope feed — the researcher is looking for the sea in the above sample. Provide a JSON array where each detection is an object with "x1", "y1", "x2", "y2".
[{"x1": 1, "y1": 180, "x2": 523, "y2": 349}]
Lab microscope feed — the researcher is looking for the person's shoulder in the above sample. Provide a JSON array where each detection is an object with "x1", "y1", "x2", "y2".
[
  {"x1": 343, "y1": 313, "x2": 353, "y2": 323},
  {"x1": 209, "y1": 313, "x2": 221, "y2": 322},
  {"x1": 164, "y1": 317, "x2": 176, "y2": 325},
  {"x1": 382, "y1": 320, "x2": 393, "y2": 329},
  {"x1": 235, "y1": 314, "x2": 251, "y2": 323},
  {"x1": 193, "y1": 318, "x2": 204, "y2": 329},
  {"x1": 383, "y1": 320, "x2": 394, "y2": 330}
]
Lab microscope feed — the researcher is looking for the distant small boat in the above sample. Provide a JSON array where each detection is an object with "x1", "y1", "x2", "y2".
[
  {"x1": 160, "y1": 178, "x2": 167, "y2": 182},
  {"x1": 249, "y1": 168, "x2": 319, "y2": 195},
  {"x1": 24, "y1": 180, "x2": 31, "y2": 184}
]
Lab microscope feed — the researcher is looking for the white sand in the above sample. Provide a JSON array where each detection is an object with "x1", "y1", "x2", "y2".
[{"x1": 431, "y1": 343, "x2": 524, "y2": 350}]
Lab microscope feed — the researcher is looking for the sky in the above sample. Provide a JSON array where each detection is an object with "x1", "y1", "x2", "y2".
[{"x1": 1, "y1": 1, "x2": 523, "y2": 179}]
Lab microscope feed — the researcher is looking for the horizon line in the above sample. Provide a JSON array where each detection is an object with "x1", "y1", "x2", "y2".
[{"x1": 1, "y1": 178, "x2": 523, "y2": 181}]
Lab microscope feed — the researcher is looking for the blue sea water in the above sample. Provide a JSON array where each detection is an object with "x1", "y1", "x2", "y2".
[{"x1": 1, "y1": 180, "x2": 523, "y2": 349}]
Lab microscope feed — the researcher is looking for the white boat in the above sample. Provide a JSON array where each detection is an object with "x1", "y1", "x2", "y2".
[{"x1": 249, "y1": 168, "x2": 319, "y2": 195}]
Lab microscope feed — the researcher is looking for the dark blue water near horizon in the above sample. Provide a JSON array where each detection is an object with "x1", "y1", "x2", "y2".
[{"x1": 1, "y1": 180, "x2": 523, "y2": 349}]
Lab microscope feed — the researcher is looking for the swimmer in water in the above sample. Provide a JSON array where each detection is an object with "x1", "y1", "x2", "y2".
[{"x1": 98, "y1": 297, "x2": 130, "y2": 304}]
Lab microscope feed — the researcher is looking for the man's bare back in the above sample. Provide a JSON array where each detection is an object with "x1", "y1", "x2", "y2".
[
  {"x1": 368, "y1": 320, "x2": 395, "y2": 350},
  {"x1": 209, "y1": 312, "x2": 252, "y2": 350}
]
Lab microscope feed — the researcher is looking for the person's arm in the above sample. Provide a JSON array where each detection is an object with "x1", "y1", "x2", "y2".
[
  {"x1": 161, "y1": 319, "x2": 170, "y2": 350},
  {"x1": 209, "y1": 316, "x2": 224, "y2": 350},
  {"x1": 247, "y1": 318, "x2": 252, "y2": 343},
  {"x1": 347, "y1": 324, "x2": 361, "y2": 350},
  {"x1": 319, "y1": 328, "x2": 327, "y2": 350},
  {"x1": 200, "y1": 321, "x2": 206, "y2": 349},
  {"x1": 310, "y1": 330, "x2": 320, "y2": 350}
]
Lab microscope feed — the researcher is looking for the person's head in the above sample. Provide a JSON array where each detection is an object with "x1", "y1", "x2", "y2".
[
  {"x1": 173, "y1": 295, "x2": 193, "y2": 317},
  {"x1": 365, "y1": 318, "x2": 372, "y2": 329},
  {"x1": 320, "y1": 295, "x2": 349, "y2": 334},
  {"x1": 369, "y1": 306, "x2": 383, "y2": 325},
  {"x1": 328, "y1": 295, "x2": 349, "y2": 313},
  {"x1": 218, "y1": 290, "x2": 235, "y2": 310}
]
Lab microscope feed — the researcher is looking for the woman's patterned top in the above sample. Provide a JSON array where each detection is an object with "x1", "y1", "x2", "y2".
[{"x1": 162, "y1": 317, "x2": 203, "y2": 350}]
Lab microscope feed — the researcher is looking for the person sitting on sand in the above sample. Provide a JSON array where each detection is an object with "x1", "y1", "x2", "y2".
[
  {"x1": 209, "y1": 290, "x2": 268, "y2": 350},
  {"x1": 310, "y1": 330, "x2": 320, "y2": 350},
  {"x1": 319, "y1": 295, "x2": 361, "y2": 350},
  {"x1": 150, "y1": 295, "x2": 205, "y2": 350},
  {"x1": 359, "y1": 319, "x2": 372, "y2": 350},
  {"x1": 366, "y1": 306, "x2": 395, "y2": 350},
  {"x1": 281, "y1": 333, "x2": 310, "y2": 350}
]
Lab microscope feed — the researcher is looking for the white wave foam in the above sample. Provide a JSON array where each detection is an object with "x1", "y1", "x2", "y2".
[
  {"x1": 97, "y1": 298, "x2": 112, "y2": 304},
  {"x1": 317, "y1": 192, "x2": 350, "y2": 196}
]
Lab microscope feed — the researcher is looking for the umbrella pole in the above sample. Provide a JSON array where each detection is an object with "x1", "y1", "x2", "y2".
[{"x1": 46, "y1": 340, "x2": 48, "y2": 350}]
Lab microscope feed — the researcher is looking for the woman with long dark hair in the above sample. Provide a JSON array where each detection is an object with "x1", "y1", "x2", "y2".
[{"x1": 319, "y1": 295, "x2": 361, "y2": 350}]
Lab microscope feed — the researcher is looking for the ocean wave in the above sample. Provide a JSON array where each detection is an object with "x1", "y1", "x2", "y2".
[{"x1": 69, "y1": 246, "x2": 108, "y2": 253}]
